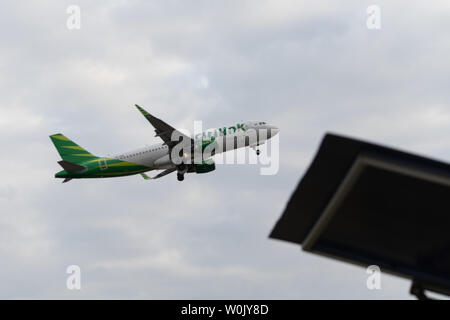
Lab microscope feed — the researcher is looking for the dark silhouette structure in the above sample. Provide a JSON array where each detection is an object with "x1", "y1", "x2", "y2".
[{"x1": 270, "y1": 133, "x2": 450, "y2": 299}]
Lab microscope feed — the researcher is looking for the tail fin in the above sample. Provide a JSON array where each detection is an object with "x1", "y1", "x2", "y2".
[{"x1": 49, "y1": 133, "x2": 98, "y2": 163}]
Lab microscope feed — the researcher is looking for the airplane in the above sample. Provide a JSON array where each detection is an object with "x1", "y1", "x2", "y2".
[{"x1": 50, "y1": 105, "x2": 279, "y2": 183}]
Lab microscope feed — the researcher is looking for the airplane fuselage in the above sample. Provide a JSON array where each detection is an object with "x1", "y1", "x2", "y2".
[{"x1": 55, "y1": 121, "x2": 278, "y2": 179}]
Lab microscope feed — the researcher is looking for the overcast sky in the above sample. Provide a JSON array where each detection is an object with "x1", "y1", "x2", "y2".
[{"x1": 1, "y1": 0, "x2": 450, "y2": 299}]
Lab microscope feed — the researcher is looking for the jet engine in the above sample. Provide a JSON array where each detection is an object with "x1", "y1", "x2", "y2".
[{"x1": 193, "y1": 158, "x2": 216, "y2": 174}]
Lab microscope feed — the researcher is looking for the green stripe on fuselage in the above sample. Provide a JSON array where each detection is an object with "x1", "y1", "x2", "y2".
[
  {"x1": 94, "y1": 169, "x2": 150, "y2": 176},
  {"x1": 55, "y1": 158, "x2": 152, "y2": 179}
]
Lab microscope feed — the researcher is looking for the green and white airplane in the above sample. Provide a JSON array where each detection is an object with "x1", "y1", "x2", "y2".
[{"x1": 50, "y1": 105, "x2": 279, "y2": 183}]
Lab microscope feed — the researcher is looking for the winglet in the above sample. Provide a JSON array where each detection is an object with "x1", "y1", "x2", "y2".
[
  {"x1": 133, "y1": 104, "x2": 194, "y2": 148},
  {"x1": 140, "y1": 173, "x2": 151, "y2": 180},
  {"x1": 135, "y1": 104, "x2": 150, "y2": 117}
]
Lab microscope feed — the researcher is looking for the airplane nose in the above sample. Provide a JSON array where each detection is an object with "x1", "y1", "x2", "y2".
[
  {"x1": 270, "y1": 126, "x2": 279, "y2": 136},
  {"x1": 265, "y1": 125, "x2": 279, "y2": 138}
]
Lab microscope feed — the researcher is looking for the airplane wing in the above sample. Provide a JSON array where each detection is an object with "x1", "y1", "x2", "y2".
[
  {"x1": 135, "y1": 104, "x2": 193, "y2": 148},
  {"x1": 141, "y1": 168, "x2": 177, "y2": 180}
]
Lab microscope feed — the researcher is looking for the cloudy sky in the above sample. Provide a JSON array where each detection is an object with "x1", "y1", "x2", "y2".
[{"x1": 1, "y1": 0, "x2": 450, "y2": 299}]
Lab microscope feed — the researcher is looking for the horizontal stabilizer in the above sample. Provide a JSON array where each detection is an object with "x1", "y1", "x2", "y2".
[{"x1": 58, "y1": 160, "x2": 87, "y2": 173}]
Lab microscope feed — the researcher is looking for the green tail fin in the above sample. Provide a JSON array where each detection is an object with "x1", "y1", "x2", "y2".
[{"x1": 50, "y1": 133, "x2": 98, "y2": 163}]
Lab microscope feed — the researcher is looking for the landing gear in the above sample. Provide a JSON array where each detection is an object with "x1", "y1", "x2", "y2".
[
  {"x1": 176, "y1": 163, "x2": 187, "y2": 182},
  {"x1": 252, "y1": 145, "x2": 262, "y2": 156}
]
